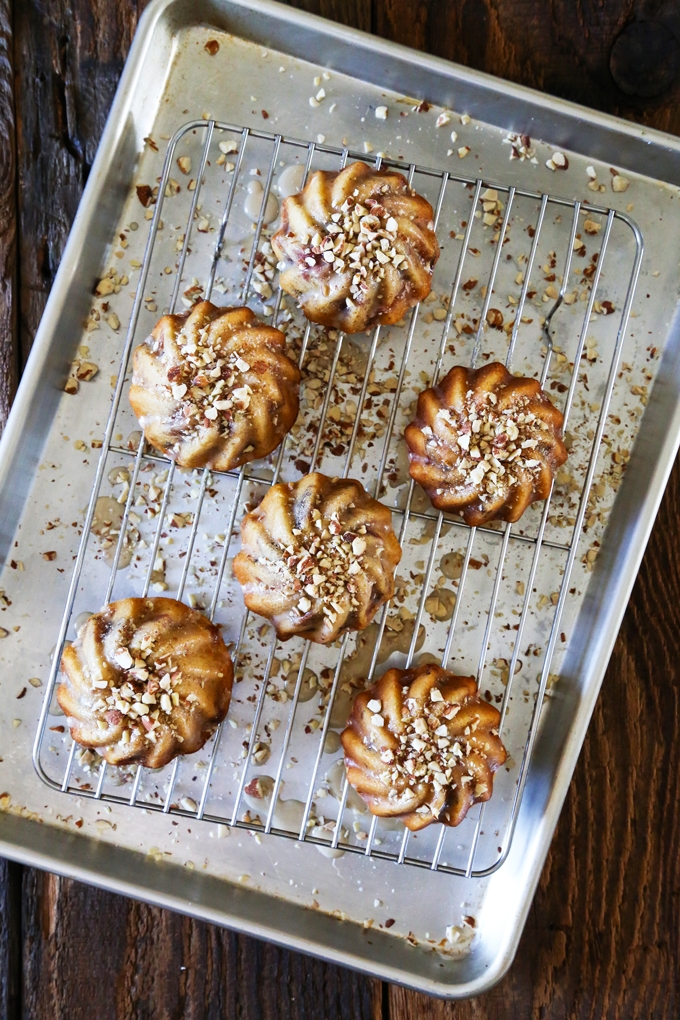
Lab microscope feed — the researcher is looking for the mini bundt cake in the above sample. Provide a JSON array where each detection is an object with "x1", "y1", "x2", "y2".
[
  {"x1": 129, "y1": 301, "x2": 300, "y2": 471},
  {"x1": 271, "y1": 161, "x2": 440, "y2": 334},
  {"x1": 58, "y1": 597, "x2": 234, "y2": 769},
  {"x1": 233, "y1": 472, "x2": 402, "y2": 644},
  {"x1": 405, "y1": 362, "x2": 568, "y2": 525},
  {"x1": 341, "y1": 663, "x2": 507, "y2": 830}
]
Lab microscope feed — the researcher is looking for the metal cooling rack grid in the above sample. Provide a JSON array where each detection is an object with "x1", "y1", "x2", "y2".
[{"x1": 33, "y1": 120, "x2": 643, "y2": 878}]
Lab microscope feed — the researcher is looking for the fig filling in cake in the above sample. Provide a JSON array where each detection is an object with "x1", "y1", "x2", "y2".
[
  {"x1": 58, "y1": 597, "x2": 234, "y2": 769},
  {"x1": 233, "y1": 472, "x2": 402, "y2": 644},
  {"x1": 405, "y1": 362, "x2": 568, "y2": 525},
  {"x1": 341, "y1": 664, "x2": 507, "y2": 830},
  {"x1": 129, "y1": 301, "x2": 300, "y2": 472},
  {"x1": 272, "y1": 161, "x2": 440, "y2": 334}
]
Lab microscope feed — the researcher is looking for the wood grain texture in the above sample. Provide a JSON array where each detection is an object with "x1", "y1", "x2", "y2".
[
  {"x1": 20, "y1": 869, "x2": 381, "y2": 1020},
  {"x1": 0, "y1": 859, "x2": 21, "y2": 1020},
  {"x1": 3, "y1": 0, "x2": 680, "y2": 1017},
  {"x1": 374, "y1": 0, "x2": 680, "y2": 135},
  {"x1": 0, "y1": 0, "x2": 16, "y2": 432},
  {"x1": 282, "y1": 0, "x2": 371, "y2": 32},
  {"x1": 13, "y1": 0, "x2": 148, "y2": 365}
]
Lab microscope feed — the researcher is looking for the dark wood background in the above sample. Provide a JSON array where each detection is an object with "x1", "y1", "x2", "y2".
[{"x1": 1, "y1": 1, "x2": 680, "y2": 1016}]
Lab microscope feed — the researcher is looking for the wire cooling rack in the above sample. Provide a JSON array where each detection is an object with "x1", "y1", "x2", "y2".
[{"x1": 33, "y1": 120, "x2": 643, "y2": 877}]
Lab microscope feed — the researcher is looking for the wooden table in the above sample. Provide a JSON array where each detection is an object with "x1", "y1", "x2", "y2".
[{"x1": 1, "y1": 2, "x2": 679, "y2": 1016}]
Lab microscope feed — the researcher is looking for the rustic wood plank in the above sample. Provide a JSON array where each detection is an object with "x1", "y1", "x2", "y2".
[
  {"x1": 0, "y1": 858, "x2": 21, "y2": 1020},
  {"x1": 0, "y1": 0, "x2": 17, "y2": 433},
  {"x1": 20, "y1": 869, "x2": 381, "y2": 1020},
  {"x1": 0, "y1": 4, "x2": 20, "y2": 1010},
  {"x1": 13, "y1": 0, "x2": 148, "y2": 366},
  {"x1": 373, "y1": 0, "x2": 680, "y2": 136},
  {"x1": 282, "y1": 0, "x2": 371, "y2": 32},
  {"x1": 0, "y1": 8, "x2": 20, "y2": 1017}
]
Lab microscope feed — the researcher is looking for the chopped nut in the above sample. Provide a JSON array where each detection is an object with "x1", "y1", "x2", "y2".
[
  {"x1": 136, "y1": 184, "x2": 154, "y2": 208},
  {"x1": 95, "y1": 277, "x2": 115, "y2": 297},
  {"x1": 75, "y1": 361, "x2": 99, "y2": 381}
]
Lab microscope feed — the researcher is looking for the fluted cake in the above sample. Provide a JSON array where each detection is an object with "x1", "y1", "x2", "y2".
[
  {"x1": 272, "y1": 161, "x2": 440, "y2": 334},
  {"x1": 129, "y1": 301, "x2": 300, "y2": 471},
  {"x1": 233, "y1": 472, "x2": 402, "y2": 644},
  {"x1": 405, "y1": 362, "x2": 568, "y2": 525},
  {"x1": 341, "y1": 663, "x2": 507, "y2": 830},
  {"x1": 58, "y1": 597, "x2": 233, "y2": 769}
]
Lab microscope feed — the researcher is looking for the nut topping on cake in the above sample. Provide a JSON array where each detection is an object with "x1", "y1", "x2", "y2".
[
  {"x1": 272, "y1": 162, "x2": 439, "y2": 334},
  {"x1": 58, "y1": 597, "x2": 233, "y2": 769},
  {"x1": 342, "y1": 663, "x2": 507, "y2": 830},
  {"x1": 130, "y1": 301, "x2": 300, "y2": 471},
  {"x1": 405, "y1": 362, "x2": 568, "y2": 524},
  {"x1": 233, "y1": 472, "x2": 402, "y2": 644}
]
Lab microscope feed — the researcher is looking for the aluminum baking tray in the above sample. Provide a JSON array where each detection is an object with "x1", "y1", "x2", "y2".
[{"x1": 2, "y1": 0, "x2": 680, "y2": 998}]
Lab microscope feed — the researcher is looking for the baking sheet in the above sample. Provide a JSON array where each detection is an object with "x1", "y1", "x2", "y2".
[{"x1": 1, "y1": 0, "x2": 680, "y2": 997}]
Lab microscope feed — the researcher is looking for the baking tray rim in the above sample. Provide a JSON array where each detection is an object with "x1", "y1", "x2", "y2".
[
  {"x1": 1, "y1": 0, "x2": 680, "y2": 999},
  {"x1": 0, "y1": 813, "x2": 503, "y2": 999},
  {"x1": 199, "y1": 0, "x2": 680, "y2": 160}
]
